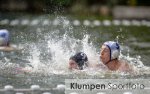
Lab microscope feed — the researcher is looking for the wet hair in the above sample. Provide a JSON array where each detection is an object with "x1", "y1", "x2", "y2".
[{"x1": 70, "y1": 52, "x2": 88, "y2": 70}]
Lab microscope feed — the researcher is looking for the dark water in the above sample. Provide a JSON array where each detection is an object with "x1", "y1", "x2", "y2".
[{"x1": 0, "y1": 13, "x2": 150, "y2": 89}]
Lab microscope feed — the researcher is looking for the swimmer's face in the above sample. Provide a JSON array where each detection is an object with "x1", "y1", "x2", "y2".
[
  {"x1": 69, "y1": 60, "x2": 79, "y2": 70},
  {"x1": 100, "y1": 45, "x2": 110, "y2": 65}
]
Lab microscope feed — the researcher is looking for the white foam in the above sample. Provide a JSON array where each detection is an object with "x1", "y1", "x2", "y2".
[
  {"x1": 15, "y1": 17, "x2": 147, "y2": 76},
  {"x1": 53, "y1": 19, "x2": 60, "y2": 26},
  {"x1": 63, "y1": 20, "x2": 70, "y2": 25},
  {"x1": 28, "y1": 44, "x2": 43, "y2": 72}
]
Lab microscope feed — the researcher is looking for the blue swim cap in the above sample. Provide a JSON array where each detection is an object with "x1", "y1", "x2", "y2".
[
  {"x1": 103, "y1": 41, "x2": 120, "y2": 61},
  {"x1": 0, "y1": 29, "x2": 9, "y2": 46}
]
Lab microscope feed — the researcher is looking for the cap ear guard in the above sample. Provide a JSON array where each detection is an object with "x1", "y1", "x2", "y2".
[
  {"x1": 111, "y1": 50, "x2": 120, "y2": 60},
  {"x1": 111, "y1": 42, "x2": 120, "y2": 59},
  {"x1": 0, "y1": 37, "x2": 4, "y2": 46},
  {"x1": 103, "y1": 41, "x2": 120, "y2": 61}
]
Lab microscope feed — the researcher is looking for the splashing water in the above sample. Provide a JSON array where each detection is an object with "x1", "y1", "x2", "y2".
[
  {"x1": 26, "y1": 29, "x2": 100, "y2": 75},
  {"x1": 25, "y1": 28, "x2": 147, "y2": 77},
  {"x1": 0, "y1": 16, "x2": 149, "y2": 79}
]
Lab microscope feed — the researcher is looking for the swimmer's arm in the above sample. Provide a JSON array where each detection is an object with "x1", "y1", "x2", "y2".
[
  {"x1": 95, "y1": 63, "x2": 104, "y2": 67},
  {"x1": 119, "y1": 61, "x2": 133, "y2": 73},
  {"x1": 16, "y1": 67, "x2": 32, "y2": 73},
  {"x1": 122, "y1": 63, "x2": 130, "y2": 72},
  {"x1": 0, "y1": 46, "x2": 15, "y2": 51},
  {"x1": 126, "y1": 63, "x2": 134, "y2": 73},
  {"x1": 92, "y1": 63, "x2": 108, "y2": 70},
  {"x1": 0, "y1": 45, "x2": 22, "y2": 52}
]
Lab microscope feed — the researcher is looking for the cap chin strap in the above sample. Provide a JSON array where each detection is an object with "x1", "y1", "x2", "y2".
[{"x1": 105, "y1": 58, "x2": 117, "y2": 65}]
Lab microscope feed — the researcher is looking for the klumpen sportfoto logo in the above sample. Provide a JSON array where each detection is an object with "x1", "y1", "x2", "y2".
[
  {"x1": 65, "y1": 79, "x2": 150, "y2": 94},
  {"x1": 69, "y1": 82, "x2": 144, "y2": 91}
]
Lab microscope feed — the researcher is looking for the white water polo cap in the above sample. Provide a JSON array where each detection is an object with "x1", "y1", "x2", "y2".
[
  {"x1": 0, "y1": 29, "x2": 9, "y2": 46},
  {"x1": 103, "y1": 41, "x2": 120, "y2": 60}
]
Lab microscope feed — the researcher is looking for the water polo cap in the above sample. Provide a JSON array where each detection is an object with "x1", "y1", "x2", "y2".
[
  {"x1": 103, "y1": 41, "x2": 120, "y2": 61},
  {"x1": 70, "y1": 52, "x2": 88, "y2": 70},
  {"x1": 0, "y1": 29, "x2": 9, "y2": 46}
]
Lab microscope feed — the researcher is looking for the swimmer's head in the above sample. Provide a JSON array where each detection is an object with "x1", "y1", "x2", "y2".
[
  {"x1": 69, "y1": 52, "x2": 88, "y2": 70},
  {"x1": 0, "y1": 29, "x2": 9, "y2": 46},
  {"x1": 100, "y1": 41, "x2": 120, "y2": 64}
]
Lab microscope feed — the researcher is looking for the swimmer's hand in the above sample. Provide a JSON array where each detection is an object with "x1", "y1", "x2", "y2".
[{"x1": 16, "y1": 67, "x2": 32, "y2": 73}]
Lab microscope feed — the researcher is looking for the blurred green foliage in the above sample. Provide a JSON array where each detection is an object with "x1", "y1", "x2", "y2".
[
  {"x1": 0, "y1": 0, "x2": 150, "y2": 13},
  {"x1": 51, "y1": 0, "x2": 73, "y2": 6}
]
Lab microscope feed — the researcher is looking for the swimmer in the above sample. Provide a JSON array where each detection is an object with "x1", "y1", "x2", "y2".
[
  {"x1": 99, "y1": 41, "x2": 131, "y2": 72},
  {"x1": 0, "y1": 29, "x2": 20, "y2": 51},
  {"x1": 0, "y1": 29, "x2": 31, "y2": 72},
  {"x1": 69, "y1": 52, "x2": 88, "y2": 70}
]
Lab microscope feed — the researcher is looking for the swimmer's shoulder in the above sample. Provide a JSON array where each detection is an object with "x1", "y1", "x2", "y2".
[
  {"x1": 0, "y1": 44, "x2": 23, "y2": 52},
  {"x1": 119, "y1": 60, "x2": 133, "y2": 72},
  {"x1": 94, "y1": 63, "x2": 108, "y2": 70},
  {"x1": 16, "y1": 67, "x2": 33, "y2": 73}
]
